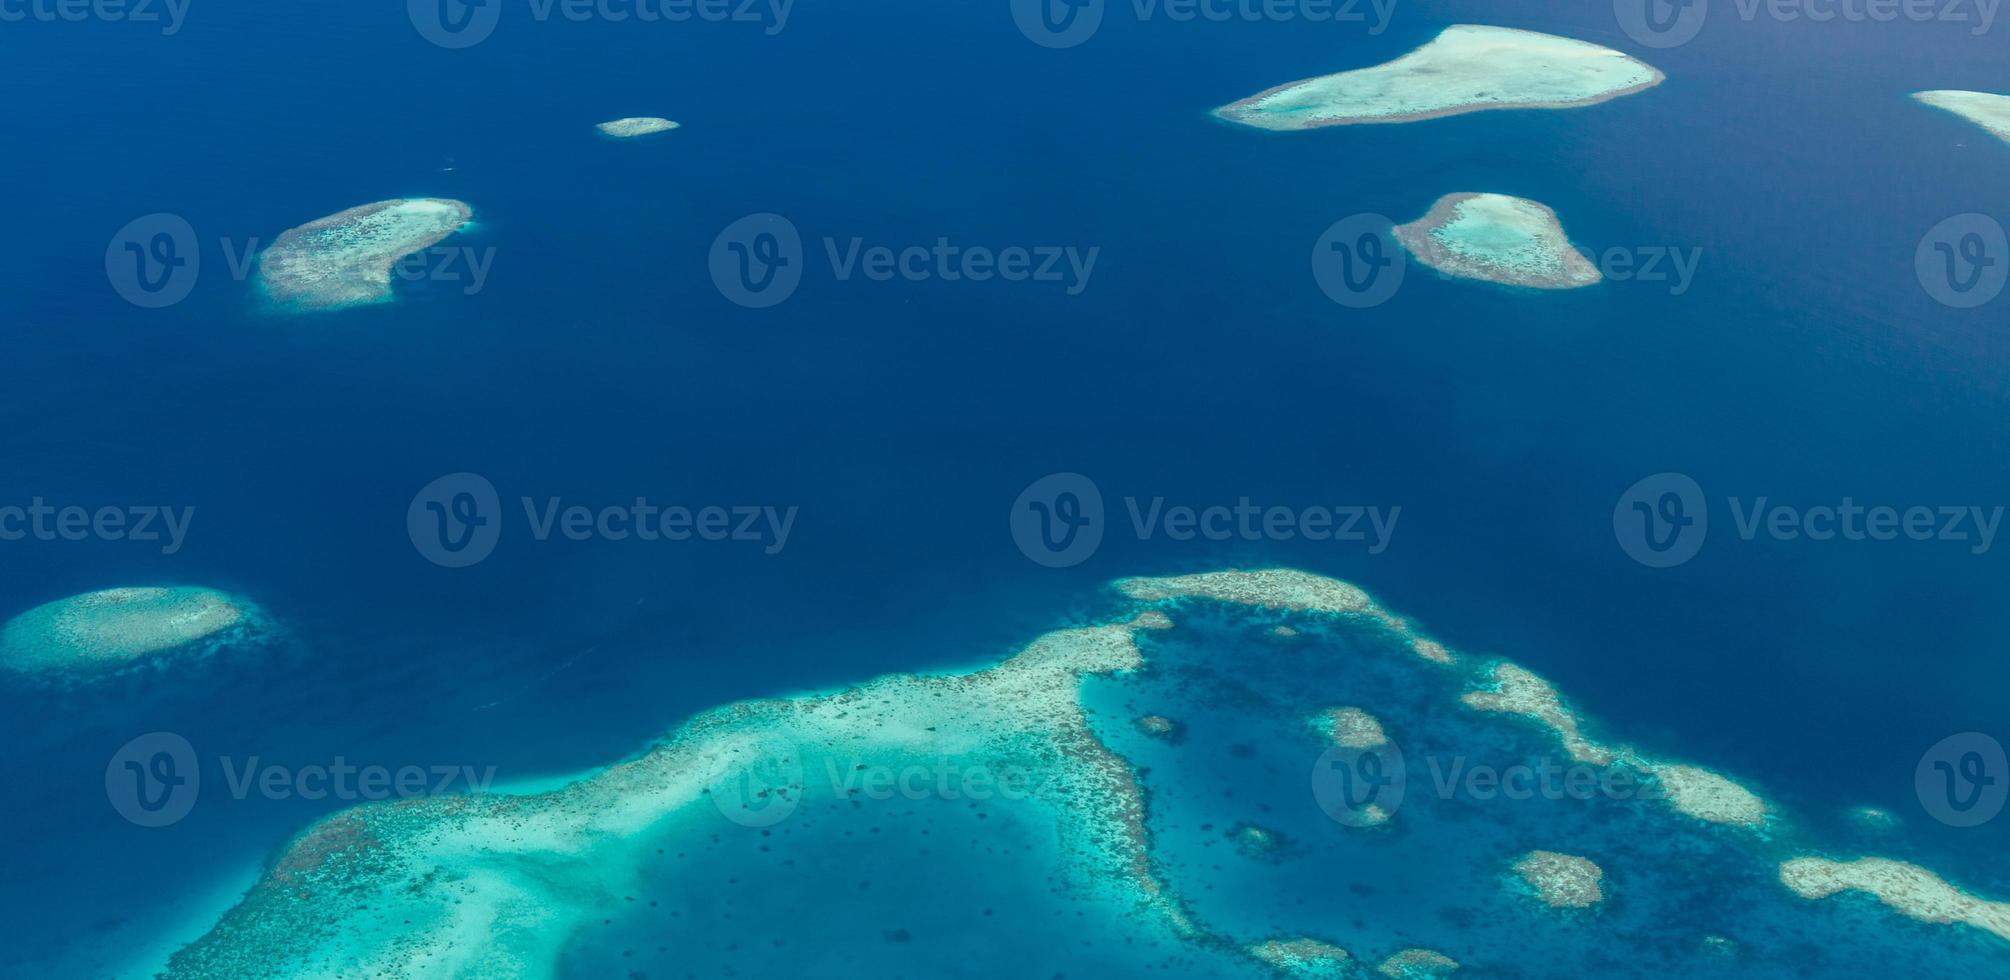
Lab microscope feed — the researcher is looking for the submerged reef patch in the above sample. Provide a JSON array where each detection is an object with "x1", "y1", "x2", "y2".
[
  {"x1": 1511, "y1": 850, "x2": 1605, "y2": 909},
  {"x1": 1248, "y1": 937, "x2": 1352, "y2": 977},
  {"x1": 1394, "y1": 193, "x2": 1602, "y2": 290},
  {"x1": 0, "y1": 586, "x2": 264, "y2": 677},
  {"x1": 1135, "y1": 714, "x2": 1183, "y2": 740},
  {"x1": 1914, "y1": 90, "x2": 2010, "y2": 145},
  {"x1": 1652, "y1": 763, "x2": 1769, "y2": 828},
  {"x1": 1376, "y1": 947, "x2": 1460, "y2": 978},
  {"x1": 595, "y1": 116, "x2": 680, "y2": 138},
  {"x1": 1319, "y1": 706, "x2": 1387, "y2": 749},
  {"x1": 256, "y1": 198, "x2": 473, "y2": 311},
  {"x1": 1213, "y1": 25, "x2": 1663, "y2": 131},
  {"x1": 1460, "y1": 661, "x2": 1614, "y2": 766}
]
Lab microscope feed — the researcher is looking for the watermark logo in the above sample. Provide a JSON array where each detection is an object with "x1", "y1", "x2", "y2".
[
  {"x1": 1011, "y1": 0, "x2": 1105, "y2": 47},
  {"x1": 1614, "y1": 472, "x2": 1709, "y2": 568},
  {"x1": 1011, "y1": 472, "x2": 1105, "y2": 568},
  {"x1": 106, "y1": 213, "x2": 200, "y2": 309},
  {"x1": 408, "y1": 472, "x2": 504, "y2": 568},
  {"x1": 1916, "y1": 732, "x2": 2005, "y2": 827},
  {"x1": 1616, "y1": 0, "x2": 1709, "y2": 48},
  {"x1": 409, "y1": 0, "x2": 503, "y2": 47},
  {"x1": 708, "y1": 737, "x2": 805, "y2": 827},
  {"x1": 106, "y1": 732, "x2": 200, "y2": 828},
  {"x1": 1312, "y1": 214, "x2": 1405, "y2": 309},
  {"x1": 1312, "y1": 742, "x2": 1406, "y2": 827},
  {"x1": 710, "y1": 212, "x2": 805, "y2": 309},
  {"x1": 1916, "y1": 214, "x2": 2007, "y2": 309}
]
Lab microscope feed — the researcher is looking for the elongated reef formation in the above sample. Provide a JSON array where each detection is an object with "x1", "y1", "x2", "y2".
[
  {"x1": 1214, "y1": 25, "x2": 1663, "y2": 131},
  {"x1": 257, "y1": 198, "x2": 473, "y2": 311},
  {"x1": 0, "y1": 586, "x2": 263, "y2": 676}
]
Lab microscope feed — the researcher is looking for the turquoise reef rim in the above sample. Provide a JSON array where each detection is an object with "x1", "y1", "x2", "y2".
[
  {"x1": 1213, "y1": 25, "x2": 1664, "y2": 131},
  {"x1": 1394, "y1": 192, "x2": 1603, "y2": 290},
  {"x1": 255, "y1": 198, "x2": 474, "y2": 313},
  {"x1": 159, "y1": 570, "x2": 2007, "y2": 975},
  {"x1": 0, "y1": 586, "x2": 267, "y2": 677}
]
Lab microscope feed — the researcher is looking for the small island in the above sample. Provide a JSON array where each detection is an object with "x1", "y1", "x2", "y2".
[
  {"x1": 1214, "y1": 25, "x2": 1663, "y2": 131},
  {"x1": 1511, "y1": 850, "x2": 1606, "y2": 909},
  {"x1": 1394, "y1": 193, "x2": 1602, "y2": 290},
  {"x1": 596, "y1": 117, "x2": 680, "y2": 139},
  {"x1": 0, "y1": 586, "x2": 264, "y2": 677},
  {"x1": 257, "y1": 198, "x2": 474, "y2": 311},
  {"x1": 1914, "y1": 90, "x2": 2010, "y2": 145}
]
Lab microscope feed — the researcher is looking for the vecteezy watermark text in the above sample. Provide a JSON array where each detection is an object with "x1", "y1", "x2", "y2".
[
  {"x1": 708, "y1": 744, "x2": 1052, "y2": 827},
  {"x1": 1615, "y1": 472, "x2": 2002, "y2": 567},
  {"x1": 106, "y1": 732, "x2": 496, "y2": 827},
  {"x1": 107, "y1": 213, "x2": 495, "y2": 309},
  {"x1": 1010, "y1": 472, "x2": 1398, "y2": 568},
  {"x1": 1618, "y1": 0, "x2": 2000, "y2": 49},
  {"x1": 408, "y1": 472, "x2": 797, "y2": 567},
  {"x1": 1012, "y1": 0, "x2": 1398, "y2": 49},
  {"x1": 409, "y1": 0, "x2": 792, "y2": 49},
  {"x1": 0, "y1": 0, "x2": 190, "y2": 34},
  {"x1": 0, "y1": 499, "x2": 194, "y2": 555},
  {"x1": 708, "y1": 213, "x2": 1099, "y2": 308},
  {"x1": 1310, "y1": 214, "x2": 1703, "y2": 308}
]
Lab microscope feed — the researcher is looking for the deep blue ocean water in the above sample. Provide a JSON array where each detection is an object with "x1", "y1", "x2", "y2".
[{"x1": 2, "y1": 0, "x2": 2008, "y2": 974}]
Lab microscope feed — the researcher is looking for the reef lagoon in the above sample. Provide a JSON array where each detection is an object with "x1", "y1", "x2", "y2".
[
  {"x1": 153, "y1": 572, "x2": 2010, "y2": 977},
  {"x1": 1394, "y1": 193, "x2": 1603, "y2": 291}
]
